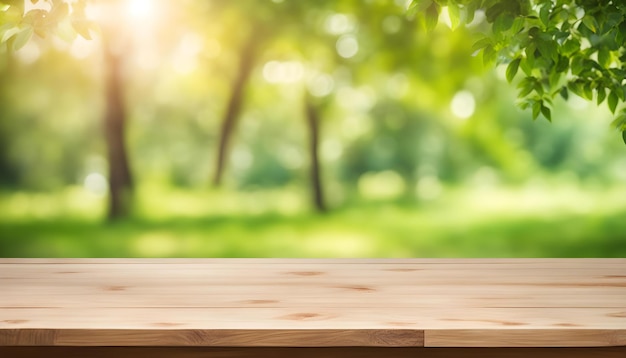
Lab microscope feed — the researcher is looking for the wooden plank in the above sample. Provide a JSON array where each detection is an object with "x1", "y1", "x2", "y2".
[
  {"x1": 1, "y1": 347, "x2": 626, "y2": 358},
  {"x1": 426, "y1": 329, "x2": 626, "y2": 347},
  {"x1": 1, "y1": 307, "x2": 624, "y2": 329},
  {"x1": 0, "y1": 329, "x2": 422, "y2": 347},
  {"x1": 0, "y1": 259, "x2": 624, "y2": 347},
  {"x1": 2, "y1": 292, "x2": 624, "y2": 309},
  {"x1": 1, "y1": 258, "x2": 625, "y2": 268}
]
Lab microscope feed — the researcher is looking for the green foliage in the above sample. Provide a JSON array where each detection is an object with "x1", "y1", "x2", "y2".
[
  {"x1": 412, "y1": 0, "x2": 626, "y2": 142},
  {"x1": 0, "y1": 0, "x2": 95, "y2": 50},
  {"x1": 2, "y1": 187, "x2": 626, "y2": 257}
]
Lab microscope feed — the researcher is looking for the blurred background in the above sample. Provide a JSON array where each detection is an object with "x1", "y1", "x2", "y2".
[{"x1": 1, "y1": 0, "x2": 625, "y2": 257}]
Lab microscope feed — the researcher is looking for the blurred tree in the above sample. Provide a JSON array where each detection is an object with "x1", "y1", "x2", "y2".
[
  {"x1": 212, "y1": 29, "x2": 262, "y2": 187},
  {"x1": 102, "y1": 34, "x2": 134, "y2": 220},
  {"x1": 410, "y1": 0, "x2": 626, "y2": 143},
  {"x1": 0, "y1": 0, "x2": 133, "y2": 219},
  {"x1": 304, "y1": 94, "x2": 326, "y2": 212}
]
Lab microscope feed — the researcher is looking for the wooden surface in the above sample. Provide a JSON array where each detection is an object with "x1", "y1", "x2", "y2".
[
  {"x1": 1, "y1": 259, "x2": 625, "y2": 347},
  {"x1": 2, "y1": 347, "x2": 626, "y2": 358}
]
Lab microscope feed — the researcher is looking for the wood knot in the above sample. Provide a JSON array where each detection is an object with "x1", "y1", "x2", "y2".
[
  {"x1": 553, "y1": 323, "x2": 581, "y2": 327},
  {"x1": 152, "y1": 322, "x2": 183, "y2": 327},
  {"x1": 287, "y1": 271, "x2": 324, "y2": 276},
  {"x1": 243, "y1": 300, "x2": 279, "y2": 304},
  {"x1": 3, "y1": 320, "x2": 29, "y2": 324},
  {"x1": 280, "y1": 313, "x2": 329, "y2": 321},
  {"x1": 334, "y1": 285, "x2": 376, "y2": 292},
  {"x1": 103, "y1": 285, "x2": 128, "y2": 291},
  {"x1": 386, "y1": 321, "x2": 414, "y2": 326},
  {"x1": 607, "y1": 311, "x2": 626, "y2": 318}
]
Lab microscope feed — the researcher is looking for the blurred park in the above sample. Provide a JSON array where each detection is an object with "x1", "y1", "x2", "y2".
[{"x1": 1, "y1": 0, "x2": 625, "y2": 258}]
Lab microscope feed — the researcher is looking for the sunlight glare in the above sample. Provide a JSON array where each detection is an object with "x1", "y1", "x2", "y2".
[
  {"x1": 450, "y1": 90, "x2": 476, "y2": 119},
  {"x1": 126, "y1": 0, "x2": 155, "y2": 21}
]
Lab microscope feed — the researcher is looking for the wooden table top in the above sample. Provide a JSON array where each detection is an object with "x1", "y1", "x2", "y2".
[{"x1": 0, "y1": 259, "x2": 625, "y2": 347}]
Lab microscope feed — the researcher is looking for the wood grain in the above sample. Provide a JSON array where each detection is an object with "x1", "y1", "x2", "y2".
[
  {"x1": 0, "y1": 259, "x2": 624, "y2": 347},
  {"x1": 1, "y1": 347, "x2": 626, "y2": 358}
]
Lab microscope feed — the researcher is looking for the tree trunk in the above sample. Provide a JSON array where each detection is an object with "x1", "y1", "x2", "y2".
[
  {"x1": 304, "y1": 95, "x2": 327, "y2": 213},
  {"x1": 103, "y1": 44, "x2": 133, "y2": 220},
  {"x1": 212, "y1": 35, "x2": 258, "y2": 187}
]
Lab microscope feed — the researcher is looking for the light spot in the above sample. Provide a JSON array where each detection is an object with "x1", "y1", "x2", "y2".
[
  {"x1": 321, "y1": 139, "x2": 343, "y2": 162},
  {"x1": 84, "y1": 173, "x2": 108, "y2": 196},
  {"x1": 263, "y1": 61, "x2": 304, "y2": 84},
  {"x1": 336, "y1": 35, "x2": 359, "y2": 59},
  {"x1": 416, "y1": 175, "x2": 442, "y2": 200},
  {"x1": 382, "y1": 16, "x2": 402, "y2": 34},
  {"x1": 231, "y1": 146, "x2": 253, "y2": 171},
  {"x1": 126, "y1": 0, "x2": 155, "y2": 21},
  {"x1": 16, "y1": 41, "x2": 41, "y2": 64},
  {"x1": 358, "y1": 171, "x2": 406, "y2": 200},
  {"x1": 450, "y1": 90, "x2": 476, "y2": 119},
  {"x1": 307, "y1": 73, "x2": 334, "y2": 97},
  {"x1": 172, "y1": 32, "x2": 204, "y2": 75},
  {"x1": 325, "y1": 13, "x2": 355, "y2": 35},
  {"x1": 70, "y1": 36, "x2": 96, "y2": 60}
]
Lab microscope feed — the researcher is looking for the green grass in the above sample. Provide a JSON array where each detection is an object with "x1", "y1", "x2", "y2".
[{"x1": 1, "y1": 184, "x2": 625, "y2": 257}]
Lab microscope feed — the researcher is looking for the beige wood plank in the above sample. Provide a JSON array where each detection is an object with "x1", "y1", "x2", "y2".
[
  {"x1": 425, "y1": 329, "x2": 626, "y2": 347},
  {"x1": 1, "y1": 307, "x2": 624, "y2": 329},
  {"x1": 4, "y1": 282, "x2": 624, "y2": 299},
  {"x1": 1, "y1": 259, "x2": 625, "y2": 269},
  {"x1": 1, "y1": 259, "x2": 624, "y2": 347},
  {"x1": 3, "y1": 265, "x2": 624, "y2": 278},
  {"x1": 2, "y1": 292, "x2": 623, "y2": 309}
]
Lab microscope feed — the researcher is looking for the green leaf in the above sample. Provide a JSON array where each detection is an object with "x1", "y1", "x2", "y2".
[
  {"x1": 518, "y1": 77, "x2": 534, "y2": 97},
  {"x1": 448, "y1": 2, "x2": 460, "y2": 29},
  {"x1": 408, "y1": 0, "x2": 432, "y2": 17},
  {"x1": 483, "y1": 44, "x2": 496, "y2": 66},
  {"x1": 582, "y1": 16, "x2": 597, "y2": 33},
  {"x1": 598, "y1": 47, "x2": 610, "y2": 68},
  {"x1": 549, "y1": 70, "x2": 560, "y2": 88},
  {"x1": 423, "y1": 2, "x2": 439, "y2": 32},
  {"x1": 506, "y1": 58, "x2": 520, "y2": 83},
  {"x1": 608, "y1": 92, "x2": 619, "y2": 113},
  {"x1": 623, "y1": 130, "x2": 626, "y2": 145},
  {"x1": 618, "y1": 85, "x2": 626, "y2": 101},
  {"x1": 510, "y1": 17, "x2": 524, "y2": 34},
  {"x1": 471, "y1": 37, "x2": 492, "y2": 53},
  {"x1": 539, "y1": 3, "x2": 550, "y2": 27},
  {"x1": 571, "y1": 56, "x2": 583, "y2": 75},
  {"x1": 532, "y1": 100, "x2": 541, "y2": 120},
  {"x1": 493, "y1": 13, "x2": 514, "y2": 33},
  {"x1": 541, "y1": 104, "x2": 552, "y2": 122},
  {"x1": 12, "y1": 26, "x2": 32, "y2": 51},
  {"x1": 568, "y1": 81, "x2": 584, "y2": 98},
  {"x1": 582, "y1": 83, "x2": 593, "y2": 100},
  {"x1": 536, "y1": 38, "x2": 558, "y2": 63},
  {"x1": 1, "y1": 25, "x2": 20, "y2": 43},
  {"x1": 610, "y1": 112, "x2": 626, "y2": 130},
  {"x1": 559, "y1": 86, "x2": 569, "y2": 100},
  {"x1": 597, "y1": 87, "x2": 607, "y2": 105},
  {"x1": 465, "y1": 1, "x2": 477, "y2": 24},
  {"x1": 561, "y1": 39, "x2": 580, "y2": 56},
  {"x1": 520, "y1": 57, "x2": 533, "y2": 76},
  {"x1": 524, "y1": 43, "x2": 536, "y2": 68}
]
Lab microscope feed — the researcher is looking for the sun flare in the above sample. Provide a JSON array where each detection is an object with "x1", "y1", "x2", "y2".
[{"x1": 125, "y1": 0, "x2": 156, "y2": 22}]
